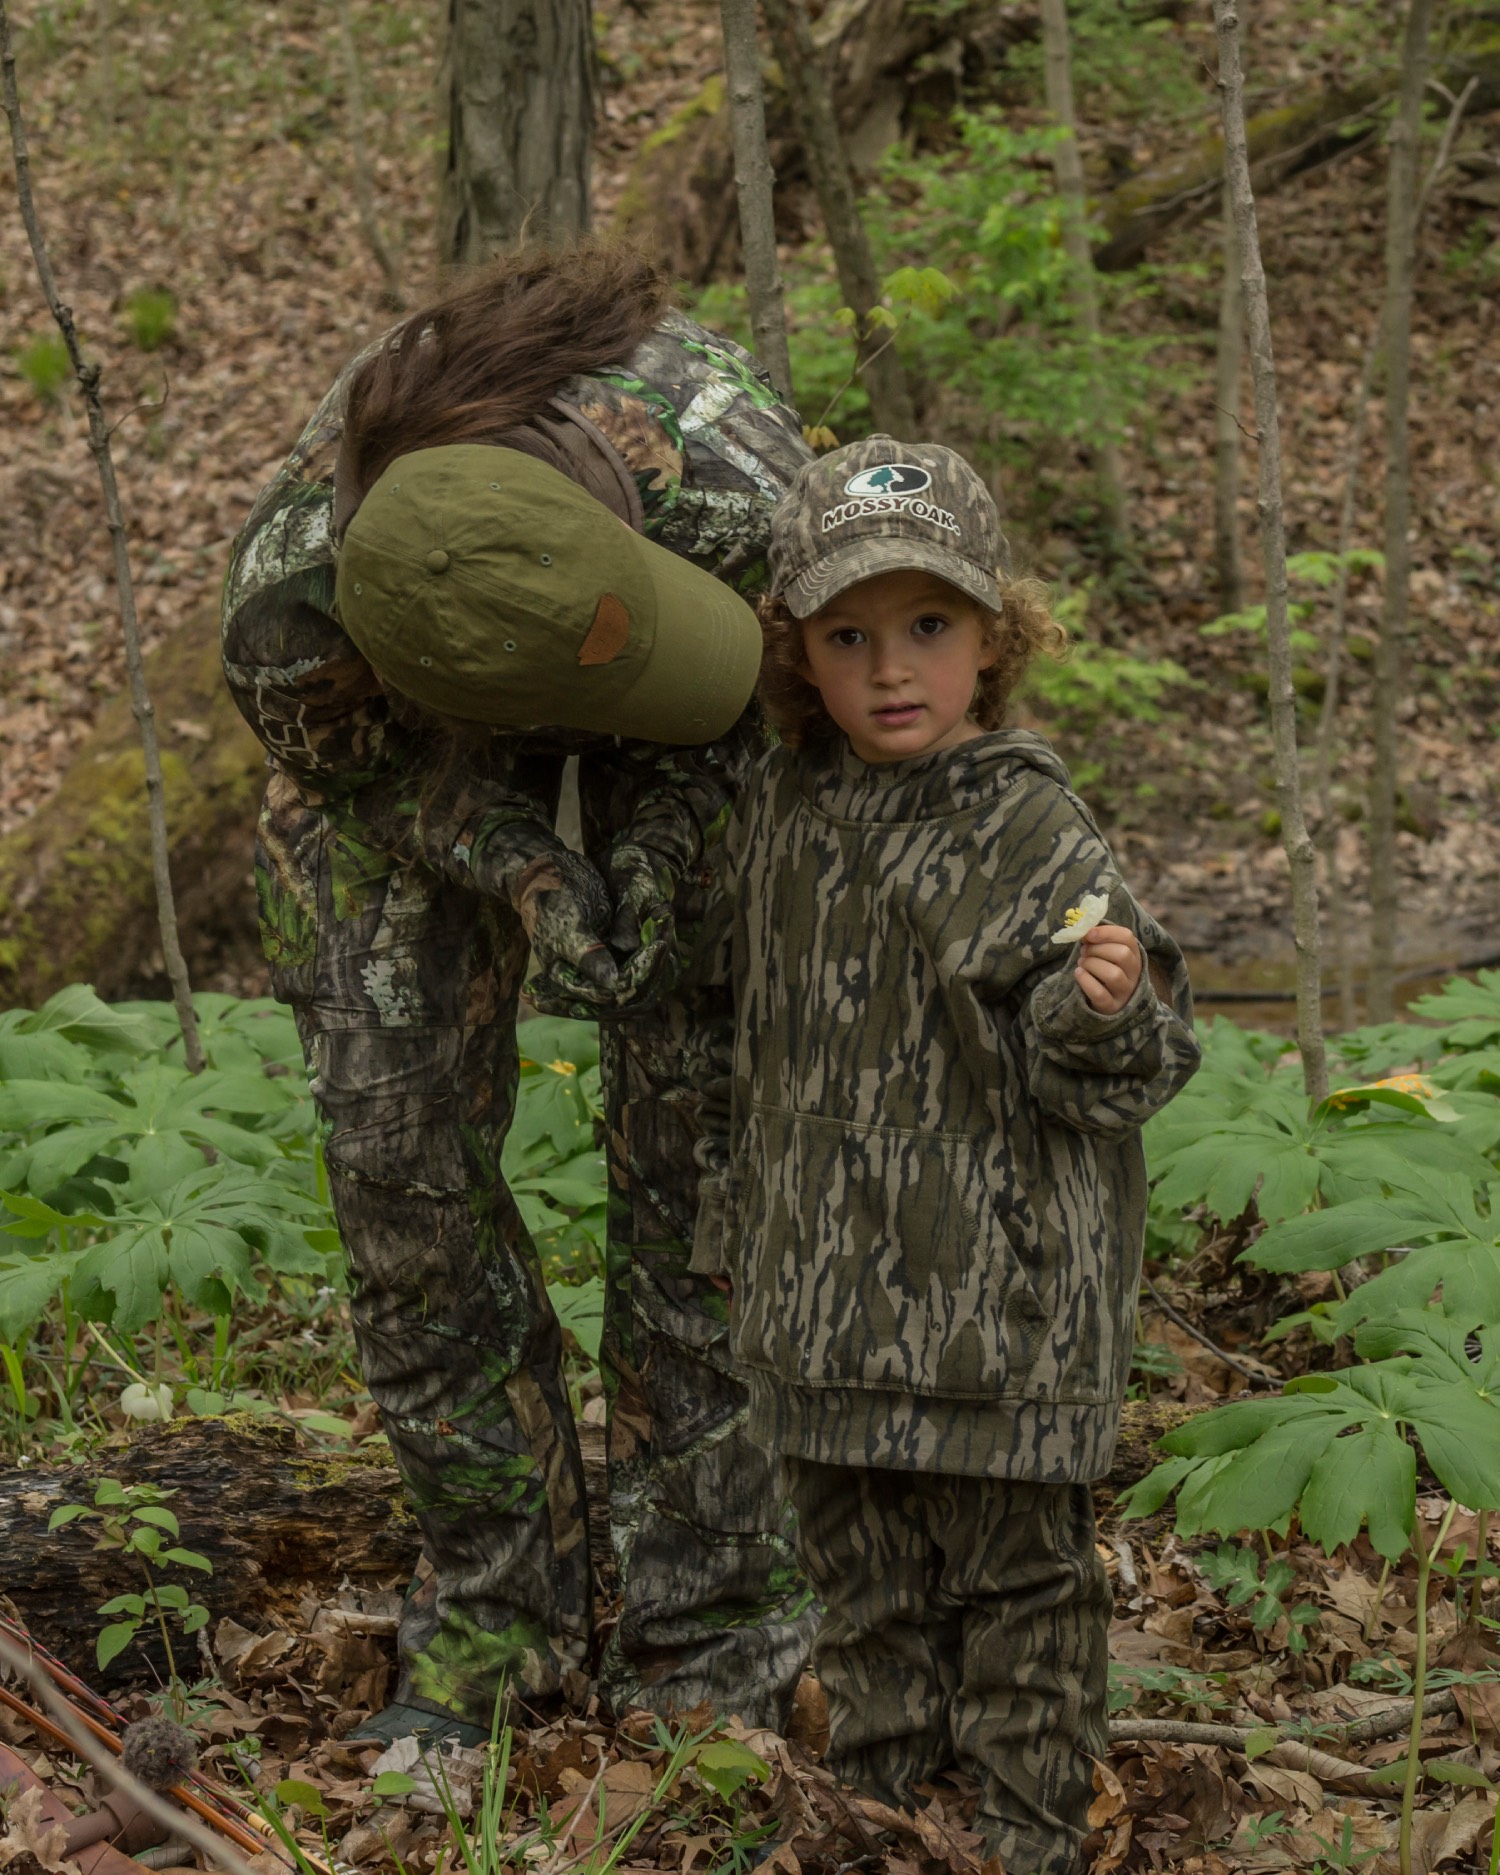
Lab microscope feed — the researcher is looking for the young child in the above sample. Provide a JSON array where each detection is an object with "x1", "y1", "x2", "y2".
[{"x1": 688, "y1": 438, "x2": 1201, "y2": 1875}]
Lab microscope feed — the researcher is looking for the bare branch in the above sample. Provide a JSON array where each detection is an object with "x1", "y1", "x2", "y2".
[
  {"x1": 720, "y1": 0, "x2": 794, "y2": 406},
  {"x1": 0, "y1": 0, "x2": 202, "y2": 1071},
  {"x1": 1211, "y1": 0, "x2": 1327, "y2": 1102}
]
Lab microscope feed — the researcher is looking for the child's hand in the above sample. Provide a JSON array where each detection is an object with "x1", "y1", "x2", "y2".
[{"x1": 1074, "y1": 924, "x2": 1143, "y2": 1015}]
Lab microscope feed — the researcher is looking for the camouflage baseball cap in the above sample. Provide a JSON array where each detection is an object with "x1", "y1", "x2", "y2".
[
  {"x1": 768, "y1": 434, "x2": 1009, "y2": 620},
  {"x1": 335, "y1": 444, "x2": 762, "y2": 744}
]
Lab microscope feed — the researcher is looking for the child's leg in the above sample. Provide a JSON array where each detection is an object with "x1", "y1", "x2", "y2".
[
  {"x1": 783, "y1": 1458, "x2": 958, "y2": 1810},
  {"x1": 943, "y1": 1478, "x2": 1109, "y2": 1875}
]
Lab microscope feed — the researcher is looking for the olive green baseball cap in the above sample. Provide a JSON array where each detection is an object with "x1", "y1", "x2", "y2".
[
  {"x1": 334, "y1": 444, "x2": 763, "y2": 744},
  {"x1": 768, "y1": 434, "x2": 1009, "y2": 619}
]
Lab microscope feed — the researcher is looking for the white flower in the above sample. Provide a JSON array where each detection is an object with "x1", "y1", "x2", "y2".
[
  {"x1": 120, "y1": 1381, "x2": 174, "y2": 1422},
  {"x1": 1050, "y1": 891, "x2": 1110, "y2": 947}
]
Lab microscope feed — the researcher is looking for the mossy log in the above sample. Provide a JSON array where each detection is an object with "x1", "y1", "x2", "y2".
[
  {"x1": 0, "y1": 611, "x2": 267, "y2": 1009},
  {"x1": 0, "y1": 1402, "x2": 1190, "y2": 1677}
]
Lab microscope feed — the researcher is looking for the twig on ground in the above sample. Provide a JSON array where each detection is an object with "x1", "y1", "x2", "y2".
[
  {"x1": 1108, "y1": 1687, "x2": 1459, "y2": 1754},
  {"x1": 1139, "y1": 1276, "x2": 1278, "y2": 1389},
  {"x1": 0, "y1": 0, "x2": 202, "y2": 1071}
]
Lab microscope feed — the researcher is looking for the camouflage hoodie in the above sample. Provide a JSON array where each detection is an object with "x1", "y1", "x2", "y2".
[{"x1": 691, "y1": 728, "x2": 1201, "y2": 1482}]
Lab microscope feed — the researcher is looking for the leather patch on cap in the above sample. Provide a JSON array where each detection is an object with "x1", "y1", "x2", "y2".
[{"x1": 578, "y1": 592, "x2": 630, "y2": 666}]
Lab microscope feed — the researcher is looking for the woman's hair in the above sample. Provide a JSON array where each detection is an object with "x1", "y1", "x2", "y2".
[
  {"x1": 758, "y1": 574, "x2": 1066, "y2": 748},
  {"x1": 339, "y1": 239, "x2": 674, "y2": 507}
]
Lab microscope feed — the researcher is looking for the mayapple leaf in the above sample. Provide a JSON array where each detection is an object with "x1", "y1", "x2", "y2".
[
  {"x1": 1298, "y1": 1424, "x2": 1416, "y2": 1561},
  {"x1": 1247, "y1": 1200, "x2": 1451, "y2": 1275},
  {"x1": 1178, "y1": 1412, "x2": 1346, "y2": 1537}
]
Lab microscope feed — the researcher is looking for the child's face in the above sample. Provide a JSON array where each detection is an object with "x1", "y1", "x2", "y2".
[{"x1": 797, "y1": 569, "x2": 996, "y2": 765}]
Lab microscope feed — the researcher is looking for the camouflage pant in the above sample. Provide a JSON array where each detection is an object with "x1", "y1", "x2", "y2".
[
  {"x1": 783, "y1": 1460, "x2": 1109, "y2": 1875},
  {"x1": 258, "y1": 765, "x2": 815, "y2": 1730}
]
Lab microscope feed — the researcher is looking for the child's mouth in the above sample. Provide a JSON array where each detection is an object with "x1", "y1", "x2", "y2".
[{"x1": 873, "y1": 703, "x2": 923, "y2": 727}]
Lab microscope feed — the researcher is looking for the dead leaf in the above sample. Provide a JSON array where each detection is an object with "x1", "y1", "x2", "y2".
[{"x1": 0, "y1": 1787, "x2": 78, "y2": 1875}]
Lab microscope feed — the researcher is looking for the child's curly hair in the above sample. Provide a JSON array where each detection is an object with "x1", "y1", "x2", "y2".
[{"x1": 757, "y1": 574, "x2": 1066, "y2": 749}]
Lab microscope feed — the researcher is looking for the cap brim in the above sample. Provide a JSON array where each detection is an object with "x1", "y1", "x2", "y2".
[
  {"x1": 782, "y1": 537, "x2": 1001, "y2": 620},
  {"x1": 591, "y1": 531, "x2": 763, "y2": 746}
]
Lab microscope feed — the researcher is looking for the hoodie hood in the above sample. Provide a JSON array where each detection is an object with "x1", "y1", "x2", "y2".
[{"x1": 795, "y1": 727, "x2": 1074, "y2": 826}]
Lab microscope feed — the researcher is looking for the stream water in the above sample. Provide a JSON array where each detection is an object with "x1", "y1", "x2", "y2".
[{"x1": 1181, "y1": 949, "x2": 1497, "y2": 1036}]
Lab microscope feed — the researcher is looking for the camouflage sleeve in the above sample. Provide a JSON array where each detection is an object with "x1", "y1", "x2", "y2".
[
  {"x1": 681, "y1": 800, "x2": 748, "y2": 1280},
  {"x1": 1017, "y1": 892, "x2": 1200, "y2": 1138}
]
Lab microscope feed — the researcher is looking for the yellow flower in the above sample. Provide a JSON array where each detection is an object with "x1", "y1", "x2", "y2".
[{"x1": 547, "y1": 1058, "x2": 577, "y2": 1077}]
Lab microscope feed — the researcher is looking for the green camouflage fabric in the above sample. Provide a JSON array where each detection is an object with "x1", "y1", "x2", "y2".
[
  {"x1": 222, "y1": 312, "x2": 818, "y2": 1727},
  {"x1": 784, "y1": 1458, "x2": 1109, "y2": 1875},
  {"x1": 690, "y1": 727, "x2": 1200, "y2": 1482},
  {"x1": 767, "y1": 433, "x2": 1009, "y2": 619}
]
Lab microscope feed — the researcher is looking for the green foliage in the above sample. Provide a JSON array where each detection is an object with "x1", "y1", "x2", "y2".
[
  {"x1": 1020, "y1": 582, "x2": 1192, "y2": 733},
  {"x1": 121, "y1": 287, "x2": 177, "y2": 351},
  {"x1": 1201, "y1": 550, "x2": 1385, "y2": 658},
  {"x1": 1004, "y1": 0, "x2": 1202, "y2": 125},
  {"x1": 16, "y1": 330, "x2": 70, "y2": 402},
  {"x1": 49, "y1": 1476, "x2": 211, "y2": 1694},
  {"x1": 0, "y1": 986, "x2": 334, "y2": 1346},
  {"x1": 1197, "y1": 1543, "x2": 1320, "y2": 1654}
]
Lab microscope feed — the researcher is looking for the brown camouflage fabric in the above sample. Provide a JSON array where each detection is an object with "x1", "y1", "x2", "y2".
[
  {"x1": 222, "y1": 312, "x2": 819, "y2": 1727},
  {"x1": 689, "y1": 727, "x2": 1201, "y2": 1481},
  {"x1": 785, "y1": 1459, "x2": 1110, "y2": 1875}
]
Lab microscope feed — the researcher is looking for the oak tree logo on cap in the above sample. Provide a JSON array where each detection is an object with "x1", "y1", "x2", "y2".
[{"x1": 843, "y1": 463, "x2": 931, "y2": 498}]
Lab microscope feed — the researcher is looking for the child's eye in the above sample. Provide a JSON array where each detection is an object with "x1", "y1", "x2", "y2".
[
  {"x1": 912, "y1": 614, "x2": 948, "y2": 639},
  {"x1": 827, "y1": 628, "x2": 865, "y2": 648}
]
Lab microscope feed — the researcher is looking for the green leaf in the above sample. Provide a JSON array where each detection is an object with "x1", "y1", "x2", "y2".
[
  {"x1": 181, "y1": 1605, "x2": 210, "y2": 1634},
  {"x1": 693, "y1": 1738, "x2": 770, "y2": 1800},
  {"x1": 96, "y1": 1620, "x2": 139, "y2": 1669},
  {"x1": 152, "y1": 1583, "x2": 189, "y2": 1610},
  {"x1": 93, "y1": 1479, "x2": 129, "y2": 1506},
  {"x1": 162, "y1": 1547, "x2": 214, "y2": 1573},
  {"x1": 548, "y1": 1277, "x2": 604, "y2": 1361},
  {"x1": 1298, "y1": 1425, "x2": 1416, "y2": 1561},
  {"x1": 95, "y1": 1594, "x2": 146, "y2": 1617},
  {"x1": 128, "y1": 1526, "x2": 162, "y2": 1557},
  {"x1": 371, "y1": 1771, "x2": 417, "y2": 1799},
  {"x1": 1115, "y1": 1454, "x2": 1197, "y2": 1519},
  {"x1": 274, "y1": 1779, "x2": 328, "y2": 1819},
  {"x1": 1425, "y1": 1760, "x2": 1493, "y2": 1789},
  {"x1": 131, "y1": 1505, "x2": 180, "y2": 1537},
  {"x1": 47, "y1": 1503, "x2": 91, "y2": 1530},
  {"x1": 1243, "y1": 1726, "x2": 1279, "y2": 1761},
  {"x1": 1179, "y1": 1412, "x2": 1346, "y2": 1536}
]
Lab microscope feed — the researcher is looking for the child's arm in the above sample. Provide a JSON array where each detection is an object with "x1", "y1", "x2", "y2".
[{"x1": 1017, "y1": 891, "x2": 1200, "y2": 1137}]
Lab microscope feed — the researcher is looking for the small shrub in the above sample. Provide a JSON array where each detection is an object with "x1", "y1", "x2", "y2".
[
  {"x1": 121, "y1": 288, "x2": 177, "y2": 352},
  {"x1": 16, "y1": 330, "x2": 70, "y2": 402}
]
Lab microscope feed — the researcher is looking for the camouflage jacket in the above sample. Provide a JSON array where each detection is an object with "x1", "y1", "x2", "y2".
[
  {"x1": 690, "y1": 729, "x2": 1201, "y2": 1482},
  {"x1": 220, "y1": 311, "x2": 810, "y2": 896}
]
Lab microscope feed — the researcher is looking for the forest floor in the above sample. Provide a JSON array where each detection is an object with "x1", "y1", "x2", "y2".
[{"x1": 2, "y1": 2, "x2": 1500, "y2": 1871}]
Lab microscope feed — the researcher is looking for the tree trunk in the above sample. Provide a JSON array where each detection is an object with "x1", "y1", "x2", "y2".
[
  {"x1": 760, "y1": 0, "x2": 916, "y2": 437},
  {"x1": 1366, "y1": 0, "x2": 1433, "y2": 1025},
  {"x1": 1213, "y1": 175, "x2": 1244, "y2": 615},
  {"x1": 0, "y1": 1404, "x2": 1190, "y2": 1676},
  {"x1": 1212, "y1": 0, "x2": 1327, "y2": 1104},
  {"x1": 436, "y1": 0, "x2": 594, "y2": 266},
  {"x1": 1038, "y1": 0, "x2": 1129, "y2": 549},
  {"x1": 720, "y1": 0, "x2": 795, "y2": 407},
  {"x1": 0, "y1": 613, "x2": 267, "y2": 1011}
]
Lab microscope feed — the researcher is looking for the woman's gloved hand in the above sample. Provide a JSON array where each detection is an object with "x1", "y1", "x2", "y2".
[
  {"x1": 509, "y1": 848, "x2": 620, "y2": 1003},
  {"x1": 522, "y1": 839, "x2": 680, "y2": 1017}
]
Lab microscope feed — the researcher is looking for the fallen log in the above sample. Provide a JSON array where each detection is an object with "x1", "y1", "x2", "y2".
[
  {"x1": 0, "y1": 610, "x2": 266, "y2": 1009},
  {"x1": 0, "y1": 1399, "x2": 1194, "y2": 1677},
  {"x1": 615, "y1": 4, "x2": 1500, "y2": 285}
]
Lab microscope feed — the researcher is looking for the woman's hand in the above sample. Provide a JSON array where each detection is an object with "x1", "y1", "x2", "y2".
[{"x1": 1074, "y1": 923, "x2": 1144, "y2": 1015}]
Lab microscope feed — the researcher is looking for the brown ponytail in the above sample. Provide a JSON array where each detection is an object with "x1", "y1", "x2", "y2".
[{"x1": 339, "y1": 240, "x2": 674, "y2": 506}]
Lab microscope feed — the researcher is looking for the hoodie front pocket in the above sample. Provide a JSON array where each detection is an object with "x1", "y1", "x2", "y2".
[{"x1": 730, "y1": 1105, "x2": 1049, "y2": 1397}]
